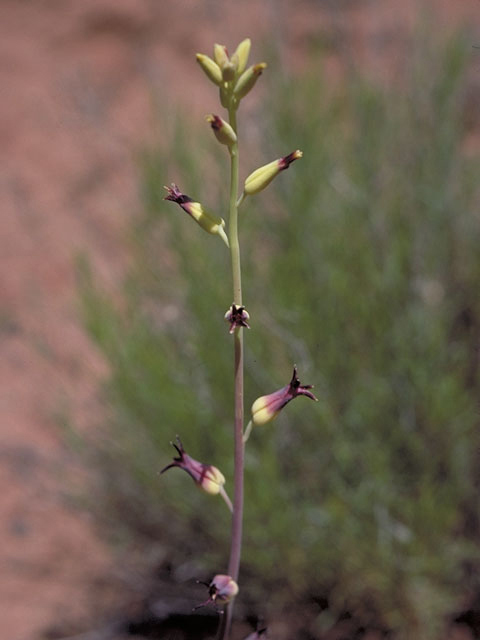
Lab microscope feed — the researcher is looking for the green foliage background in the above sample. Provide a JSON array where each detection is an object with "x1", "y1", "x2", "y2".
[{"x1": 79, "y1": 33, "x2": 480, "y2": 638}]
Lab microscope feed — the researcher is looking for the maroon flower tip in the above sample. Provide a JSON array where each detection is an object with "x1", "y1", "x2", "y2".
[
  {"x1": 224, "y1": 303, "x2": 250, "y2": 334},
  {"x1": 208, "y1": 114, "x2": 223, "y2": 131},
  {"x1": 279, "y1": 149, "x2": 303, "y2": 171},
  {"x1": 289, "y1": 365, "x2": 318, "y2": 402},
  {"x1": 163, "y1": 184, "x2": 194, "y2": 205}
]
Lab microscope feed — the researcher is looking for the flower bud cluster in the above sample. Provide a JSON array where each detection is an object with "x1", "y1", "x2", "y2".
[{"x1": 196, "y1": 39, "x2": 267, "y2": 111}]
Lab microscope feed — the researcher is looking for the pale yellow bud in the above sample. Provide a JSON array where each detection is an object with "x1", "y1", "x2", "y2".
[
  {"x1": 213, "y1": 43, "x2": 229, "y2": 68},
  {"x1": 213, "y1": 43, "x2": 236, "y2": 81},
  {"x1": 233, "y1": 62, "x2": 267, "y2": 100},
  {"x1": 244, "y1": 150, "x2": 303, "y2": 196},
  {"x1": 200, "y1": 466, "x2": 226, "y2": 495},
  {"x1": 196, "y1": 53, "x2": 223, "y2": 86},
  {"x1": 206, "y1": 114, "x2": 237, "y2": 147},
  {"x1": 232, "y1": 38, "x2": 251, "y2": 75},
  {"x1": 187, "y1": 202, "x2": 229, "y2": 246},
  {"x1": 251, "y1": 394, "x2": 279, "y2": 425},
  {"x1": 222, "y1": 61, "x2": 236, "y2": 81}
]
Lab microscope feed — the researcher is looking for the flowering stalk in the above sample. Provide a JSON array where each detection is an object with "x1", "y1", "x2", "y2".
[{"x1": 164, "y1": 39, "x2": 310, "y2": 640}]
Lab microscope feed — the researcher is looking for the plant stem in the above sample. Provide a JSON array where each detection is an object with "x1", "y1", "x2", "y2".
[
  {"x1": 222, "y1": 105, "x2": 245, "y2": 640},
  {"x1": 228, "y1": 110, "x2": 242, "y2": 308}
]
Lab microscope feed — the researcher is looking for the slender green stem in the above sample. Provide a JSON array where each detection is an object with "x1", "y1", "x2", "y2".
[
  {"x1": 220, "y1": 105, "x2": 245, "y2": 640},
  {"x1": 228, "y1": 110, "x2": 242, "y2": 306}
]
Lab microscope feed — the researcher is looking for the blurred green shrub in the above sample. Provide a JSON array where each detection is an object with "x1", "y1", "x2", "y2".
[{"x1": 79, "y1": 33, "x2": 480, "y2": 638}]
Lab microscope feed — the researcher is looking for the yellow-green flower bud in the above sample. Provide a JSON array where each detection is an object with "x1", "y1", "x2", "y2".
[
  {"x1": 213, "y1": 43, "x2": 229, "y2": 68},
  {"x1": 187, "y1": 201, "x2": 225, "y2": 235},
  {"x1": 222, "y1": 61, "x2": 236, "y2": 81},
  {"x1": 164, "y1": 184, "x2": 229, "y2": 247},
  {"x1": 213, "y1": 44, "x2": 236, "y2": 81},
  {"x1": 243, "y1": 150, "x2": 303, "y2": 196},
  {"x1": 196, "y1": 53, "x2": 223, "y2": 86},
  {"x1": 233, "y1": 62, "x2": 267, "y2": 99},
  {"x1": 206, "y1": 114, "x2": 237, "y2": 147},
  {"x1": 231, "y1": 38, "x2": 251, "y2": 75}
]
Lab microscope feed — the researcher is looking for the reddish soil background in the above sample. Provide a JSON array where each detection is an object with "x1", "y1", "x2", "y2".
[{"x1": 2, "y1": 1, "x2": 480, "y2": 638}]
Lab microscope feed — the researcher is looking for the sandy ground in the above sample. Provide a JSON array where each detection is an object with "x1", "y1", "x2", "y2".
[{"x1": 2, "y1": 1, "x2": 480, "y2": 638}]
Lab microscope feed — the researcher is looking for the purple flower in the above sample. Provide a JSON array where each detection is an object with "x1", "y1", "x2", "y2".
[
  {"x1": 195, "y1": 574, "x2": 239, "y2": 610},
  {"x1": 161, "y1": 437, "x2": 226, "y2": 496},
  {"x1": 251, "y1": 365, "x2": 317, "y2": 426},
  {"x1": 224, "y1": 303, "x2": 250, "y2": 334}
]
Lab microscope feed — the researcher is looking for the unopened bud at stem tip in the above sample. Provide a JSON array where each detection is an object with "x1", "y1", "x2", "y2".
[
  {"x1": 233, "y1": 38, "x2": 251, "y2": 75},
  {"x1": 213, "y1": 43, "x2": 229, "y2": 68}
]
